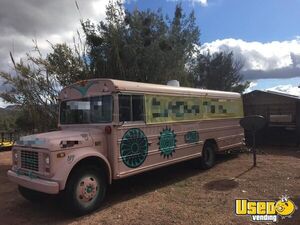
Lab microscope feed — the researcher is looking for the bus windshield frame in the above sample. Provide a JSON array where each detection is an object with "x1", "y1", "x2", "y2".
[{"x1": 60, "y1": 95, "x2": 113, "y2": 124}]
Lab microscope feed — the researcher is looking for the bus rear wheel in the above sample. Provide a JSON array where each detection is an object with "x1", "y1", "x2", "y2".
[
  {"x1": 64, "y1": 166, "x2": 107, "y2": 216},
  {"x1": 200, "y1": 143, "x2": 216, "y2": 169}
]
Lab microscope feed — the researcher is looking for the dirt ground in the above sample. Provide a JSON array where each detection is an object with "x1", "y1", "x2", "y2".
[{"x1": 0, "y1": 147, "x2": 299, "y2": 225}]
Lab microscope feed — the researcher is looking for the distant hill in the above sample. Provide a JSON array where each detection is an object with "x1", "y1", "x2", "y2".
[
  {"x1": 0, "y1": 105, "x2": 20, "y2": 111},
  {"x1": 0, "y1": 105, "x2": 19, "y2": 122},
  {"x1": 4, "y1": 105, "x2": 21, "y2": 110},
  {"x1": 0, "y1": 107, "x2": 10, "y2": 115}
]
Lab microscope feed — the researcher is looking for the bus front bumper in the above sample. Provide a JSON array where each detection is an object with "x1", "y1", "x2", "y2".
[{"x1": 7, "y1": 170, "x2": 59, "y2": 194}]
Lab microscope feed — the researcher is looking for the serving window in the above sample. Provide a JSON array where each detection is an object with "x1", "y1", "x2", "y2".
[{"x1": 119, "y1": 95, "x2": 144, "y2": 122}]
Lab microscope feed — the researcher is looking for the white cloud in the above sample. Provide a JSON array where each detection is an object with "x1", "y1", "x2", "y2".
[
  {"x1": 266, "y1": 84, "x2": 300, "y2": 97},
  {"x1": 91, "y1": 0, "x2": 108, "y2": 17},
  {"x1": 0, "y1": 0, "x2": 111, "y2": 73},
  {"x1": 194, "y1": 0, "x2": 208, "y2": 6},
  {"x1": 0, "y1": 0, "x2": 113, "y2": 107},
  {"x1": 244, "y1": 81, "x2": 258, "y2": 93},
  {"x1": 167, "y1": 0, "x2": 208, "y2": 6},
  {"x1": 201, "y1": 38, "x2": 300, "y2": 71},
  {"x1": 201, "y1": 38, "x2": 300, "y2": 80}
]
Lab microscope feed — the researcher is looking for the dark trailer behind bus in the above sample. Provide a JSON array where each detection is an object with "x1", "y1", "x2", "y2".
[{"x1": 243, "y1": 90, "x2": 300, "y2": 146}]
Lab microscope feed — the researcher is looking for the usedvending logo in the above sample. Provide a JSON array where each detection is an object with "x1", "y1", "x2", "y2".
[{"x1": 235, "y1": 195, "x2": 297, "y2": 222}]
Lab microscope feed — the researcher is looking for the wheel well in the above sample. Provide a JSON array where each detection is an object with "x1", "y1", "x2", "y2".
[
  {"x1": 203, "y1": 139, "x2": 218, "y2": 151},
  {"x1": 67, "y1": 156, "x2": 111, "y2": 185}
]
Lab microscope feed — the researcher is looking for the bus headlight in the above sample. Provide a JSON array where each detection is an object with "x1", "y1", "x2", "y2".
[
  {"x1": 44, "y1": 155, "x2": 50, "y2": 165},
  {"x1": 13, "y1": 151, "x2": 18, "y2": 160}
]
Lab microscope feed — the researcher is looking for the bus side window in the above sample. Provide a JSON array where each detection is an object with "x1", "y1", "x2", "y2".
[
  {"x1": 119, "y1": 95, "x2": 131, "y2": 121},
  {"x1": 119, "y1": 95, "x2": 144, "y2": 122},
  {"x1": 132, "y1": 95, "x2": 144, "y2": 121}
]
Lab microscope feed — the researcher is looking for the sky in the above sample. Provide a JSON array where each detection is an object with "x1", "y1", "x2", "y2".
[{"x1": 0, "y1": 0, "x2": 300, "y2": 107}]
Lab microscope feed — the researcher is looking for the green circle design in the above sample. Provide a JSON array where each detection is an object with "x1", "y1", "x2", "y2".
[
  {"x1": 120, "y1": 128, "x2": 148, "y2": 168},
  {"x1": 158, "y1": 127, "x2": 176, "y2": 158}
]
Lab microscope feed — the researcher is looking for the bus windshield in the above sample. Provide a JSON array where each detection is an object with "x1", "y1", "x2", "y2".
[{"x1": 60, "y1": 95, "x2": 113, "y2": 124}]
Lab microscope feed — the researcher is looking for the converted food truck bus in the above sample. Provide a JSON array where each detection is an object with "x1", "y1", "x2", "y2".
[{"x1": 8, "y1": 79, "x2": 244, "y2": 215}]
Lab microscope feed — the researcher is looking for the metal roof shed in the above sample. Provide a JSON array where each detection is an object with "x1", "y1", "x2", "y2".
[{"x1": 243, "y1": 90, "x2": 300, "y2": 146}]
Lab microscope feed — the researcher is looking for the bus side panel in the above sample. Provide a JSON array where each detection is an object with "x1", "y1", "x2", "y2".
[{"x1": 114, "y1": 118, "x2": 243, "y2": 179}]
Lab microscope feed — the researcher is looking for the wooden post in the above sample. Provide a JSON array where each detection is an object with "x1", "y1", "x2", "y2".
[{"x1": 252, "y1": 131, "x2": 256, "y2": 167}]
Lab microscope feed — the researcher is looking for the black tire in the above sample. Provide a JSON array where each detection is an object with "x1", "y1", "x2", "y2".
[
  {"x1": 64, "y1": 165, "x2": 107, "y2": 216},
  {"x1": 18, "y1": 185, "x2": 49, "y2": 203},
  {"x1": 200, "y1": 143, "x2": 216, "y2": 169}
]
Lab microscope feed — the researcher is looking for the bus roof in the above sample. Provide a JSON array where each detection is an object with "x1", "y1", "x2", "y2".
[{"x1": 59, "y1": 79, "x2": 241, "y2": 99}]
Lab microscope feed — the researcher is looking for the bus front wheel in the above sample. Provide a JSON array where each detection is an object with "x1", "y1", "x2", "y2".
[{"x1": 64, "y1": 165, "x2": 107, "y2": 216}]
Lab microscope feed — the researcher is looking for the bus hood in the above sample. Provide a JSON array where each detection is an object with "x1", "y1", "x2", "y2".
[{"x1": 15, "y1": 129, "x2": 103, "y2": 151}]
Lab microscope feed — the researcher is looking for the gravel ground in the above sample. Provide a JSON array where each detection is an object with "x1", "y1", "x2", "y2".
[{"x1": 0, "y1": 146, "x2": 299, "y2": 225}]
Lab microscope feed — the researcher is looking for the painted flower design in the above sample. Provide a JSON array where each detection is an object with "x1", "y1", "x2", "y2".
[
  {"x1": 158, "y1": 127, "x2": 176, "y2": 158},
  {"x1": 120, "y1": 128, "x2": 148, "y2": 168}
]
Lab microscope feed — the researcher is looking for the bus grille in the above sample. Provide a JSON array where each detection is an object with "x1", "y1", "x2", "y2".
[{"x1": 21, "y1": 150, "x2": 39, "y2": 171}]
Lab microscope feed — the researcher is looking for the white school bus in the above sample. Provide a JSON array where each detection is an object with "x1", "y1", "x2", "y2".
[{"x1": 8, "y1": 79, "x2": 244, "y2": 215}]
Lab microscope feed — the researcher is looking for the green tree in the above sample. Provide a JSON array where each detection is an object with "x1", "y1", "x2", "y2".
[
  {"x1": 191, "y1": 51, "x2": 249, "y2": 93},
  {"x1": 15, "y1": 110, "x2": 35, "y2": 133},
  {"x1": 82, "y1": 0, "x2": 128, "y2": 80},
  {"x1": 0, "y1": 111, "x2": 16, "y2": 132},
  {"x1": 0, "y1": 41, "x2": 87, "y2": 132},
  {"x1": 82, "y1": 1, "x2": 200, "y2": 85},
  {"x1": 47, "y1": 42, "x2": 91, "y2": 87},
  {"x1": 0, "y1": 1, "x2": 248, "y2": 134},
  {"x1": 166, "y1": 4, "x2": 200, "y2": 85}
]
